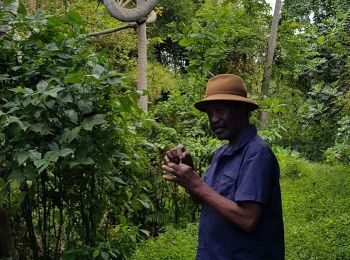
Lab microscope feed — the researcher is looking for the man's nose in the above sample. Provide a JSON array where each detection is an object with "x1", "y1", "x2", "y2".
[{"x1": 209, "y1": 112, "x2": 220, "y2": 123}]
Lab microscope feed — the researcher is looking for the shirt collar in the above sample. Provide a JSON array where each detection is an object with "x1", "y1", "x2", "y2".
[{"x1": 221, "y1": 124, "x2": 257, "y2": 156}]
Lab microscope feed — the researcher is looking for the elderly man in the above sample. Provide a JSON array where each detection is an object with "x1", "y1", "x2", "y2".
[{"x1": 162, "y1": 74, "x2": 284, "y2": 260}]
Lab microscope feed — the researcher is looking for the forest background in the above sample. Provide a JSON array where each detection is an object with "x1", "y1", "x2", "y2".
[{"x1": 0, "y1": 0, "x2": 350, "y2": 259}]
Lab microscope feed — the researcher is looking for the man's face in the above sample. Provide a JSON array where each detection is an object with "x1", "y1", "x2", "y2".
[{"x1": 205, "y1": 101, "x2": 248, "y2": 142}]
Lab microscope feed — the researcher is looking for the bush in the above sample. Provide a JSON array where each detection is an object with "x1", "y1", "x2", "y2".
[
  {"x1": 324, "y1": 116, "x2": 350, "y2": 164},
  {"x1": 0, "y1": 6, "x2": 153, "y2": 259}
]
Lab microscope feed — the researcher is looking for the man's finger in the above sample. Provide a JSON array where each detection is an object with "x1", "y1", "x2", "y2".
[
  {"x1": 163, "y1": 155, "x2": 170, "y2": 164},
  {"x1": 170, "y1": 149, "x2": 181, "y2": 160},
  {"x1": 176, "y1": 144, "x2": 185, "y2": 152},
  {"x1": 162, "y1": 164, "x2": 180, "y2": 176},
  {"x1": 162, "y1": 175, "x2": 176, "y2": 182}
]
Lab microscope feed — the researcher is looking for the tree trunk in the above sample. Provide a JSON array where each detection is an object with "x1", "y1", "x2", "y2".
[
  {"x1": 137, "y1": 0, "x2": 148, "y2": 111},
  {"x1": 28, "y1": 0, "x2": 36, "y2": 12},
  {"x1": 102, "y1": 0, "x2": 157, "y2": 111},
  {"x1": 260, "y1": 0, "x2": 282, "y2": 121},
  {"x1": 0, "y1": 208, "x2": 16, "y2": 258}
]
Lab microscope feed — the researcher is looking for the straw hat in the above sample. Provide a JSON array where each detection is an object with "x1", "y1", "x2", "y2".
[{"x1": 194, "y1": 74, "x2": 259, "y2": 112}]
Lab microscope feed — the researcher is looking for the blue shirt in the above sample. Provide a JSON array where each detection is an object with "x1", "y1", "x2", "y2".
[{"x1": 196, "y1": 125, "x2": 284, "y2": 260}]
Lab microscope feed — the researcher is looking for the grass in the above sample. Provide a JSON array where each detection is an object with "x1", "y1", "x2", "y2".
[{"x1": 281, "y1": 159, "x2": 350, "y2": 260}]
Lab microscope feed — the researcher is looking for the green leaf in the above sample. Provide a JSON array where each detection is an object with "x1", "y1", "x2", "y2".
[
  {"x1": 93, "y1": 64, "x2": 105, "y2": 76},
  {"x1": 78, "y1": 100, "x2": 93, "y2": 114},
  {"x1": 64, "y1": 72, "x2": 85, "y2": 84},
  {"x1": 58, "y1": 92, "x2": 73, "y2": 103},
  {"x1": 65, "y1": 110, "x2": 78, "y2": 124},
  {"x1": 138, "y1": 198, "x2": 150, "y2": 209},
  {"x1": 58, "y1": 148, "x2": 74, "y2": 157},
  {"x1": 140, "y1": 229, "x2": 150, "y2": 237},
  {"x1": 34, "y1": 159, "x2": 47, "y2": 169},
  {"x1": 179, "y1": 38, "x2": 191, "y2": 47},
  {"x1": 57, "y1": 53, "x2": 73, "y2": 59},
  {"x1": 16, "y1": 151, "x2": 29, "y2": 166},
  {"x1": 45, "y1": 87, "x2": 64, "y2": 98},
  {"x1": 17, "y1": 1, "x2": 27, "y2": 15},
  {"x1": 100, "y1": 252, "x2": 109, "y2": 260},
  {"x1": 92, "y1": 249, "x2": 100, "y2": 258},
  {"x1": 68, "y1": 10, "x2": 82, "y2": 25},
  {"x1": 0, "y1": 74, "x2": 10, "y2": 81},
  {"x1": 317, "y1": 35, "x2": 325, "y2": 44},
  {"x1": 61, "y1": 127, "x2": 81, "y2": 143},
  {"x1": 44, "y1": 148, "x2": 74, "y2": 162},
  {"x1": 37, "y1": 80, "x2": 49, "y2": 91},
  {"x1": 109, "y1": 176, "x2": 126, "y2": 185},
  {"x1": 8, "y1": 116, "x2": 28, "y2": 130},
  {"x1": 29, "y1": 150, "x2": 41, "y2": 161},
  {"x1": 82, "y1": 114, "x2": 106, "y2": 130},
  {"x1": 30, "y1": 123, "x2": 52, "y2": 135},
  {"x1": 46, "y1": 43, "x2": 59, "y2": 52},
  {"x1": 69, "y1": 157, "x2": 94, "y2": 168}
]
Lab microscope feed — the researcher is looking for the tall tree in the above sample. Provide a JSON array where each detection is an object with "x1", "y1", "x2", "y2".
[
  {"x1": 136, "y1": 0, "x2": 148, "y2": 110},
  {"x1": 27, "y1": 0, "x2": 36, "y2": 12},
  {"x1": 260, "y1": 0, "x2": 282, "y2": 121},
  {"x1": 103, "y1": 0, "x2": 158, "y2": 111}
]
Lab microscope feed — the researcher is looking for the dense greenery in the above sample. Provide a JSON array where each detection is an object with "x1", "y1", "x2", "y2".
[
  {"x1": 0, "y1": 4, "x2": 153, "y2": 259},
  {"x1": 0, "y1": 0, "x2": 349, "y2": 259}
]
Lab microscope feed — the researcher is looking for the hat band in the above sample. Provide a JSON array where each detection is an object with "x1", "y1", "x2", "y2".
[{"x1": 207, "y1": 89, "x2": 247, "y2": 98}]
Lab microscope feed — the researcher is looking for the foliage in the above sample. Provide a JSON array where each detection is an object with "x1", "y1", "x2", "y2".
[
  {"x1": 69, "y1": 0, "x2": 138, "y2": 69},
  {"x1": 127, "y1": 62, "x2": 179, "y2": 103},
  {"x1": 324, "y1": 115, "x2": 350, "y2": 164},
  {"x1": 270, "y1": 7, "x2": 350, "y2": 160},
  {"x1": 0, "y1": 5, "x2": 153, "y2": 259},
  {"x1": 175, "y1": 0, "x2": 270, "y2": 94},
  {"x1": 132, "y1": 224, "x2": 198, "y2": 260},
  {"x1": 282, "y1": 0, "x2": 350, "y2": 22},
  {"x1": 149, "y1": 0, "x2": 200, "y2": 71},
  {"x1": 257, "y1": 96, "x2": 287, "y2": 144}
]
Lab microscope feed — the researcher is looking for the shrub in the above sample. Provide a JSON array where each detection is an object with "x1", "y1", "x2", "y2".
[{"x1": 324, "y1": 116, "x2": 350, "y2": 164}]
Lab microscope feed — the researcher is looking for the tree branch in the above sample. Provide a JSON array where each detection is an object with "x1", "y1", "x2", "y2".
[
  {"x1": 86, "y1": 9, "x2": 156, "y2": 38},
  {"x1": 86, "y1": 22, "x2": 137, "y2": 37}
]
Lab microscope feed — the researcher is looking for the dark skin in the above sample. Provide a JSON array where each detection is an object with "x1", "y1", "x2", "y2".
[{"x1": 162, "y1": 101, "x2": 262, "y2": 233}]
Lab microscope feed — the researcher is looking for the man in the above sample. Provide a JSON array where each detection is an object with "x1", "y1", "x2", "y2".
[{"x1": 162, "y1": 74, "x2": 284, "y2": 260}]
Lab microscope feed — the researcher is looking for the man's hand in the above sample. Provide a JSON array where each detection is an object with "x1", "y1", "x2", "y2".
[
  {"x1": 165, "y1": 144, "x2": 194, "y2": 169},
  {"x1": 161, "y1": 162, "x2": 204, "y2": 193}
]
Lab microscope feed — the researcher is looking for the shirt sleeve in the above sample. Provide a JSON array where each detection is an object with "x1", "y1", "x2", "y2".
[{"x1": 234, "y1": 148, "x2": 277, "y2": 205}]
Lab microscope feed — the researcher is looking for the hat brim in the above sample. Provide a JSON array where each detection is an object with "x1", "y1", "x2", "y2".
[{"x1": 194, "y1": 94, "x2": 259, "y2": 112}]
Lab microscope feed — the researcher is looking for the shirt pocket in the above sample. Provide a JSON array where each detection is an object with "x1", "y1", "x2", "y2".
[{"x1": 216, "y1": 173, "x2": 237, "y2": 199}]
